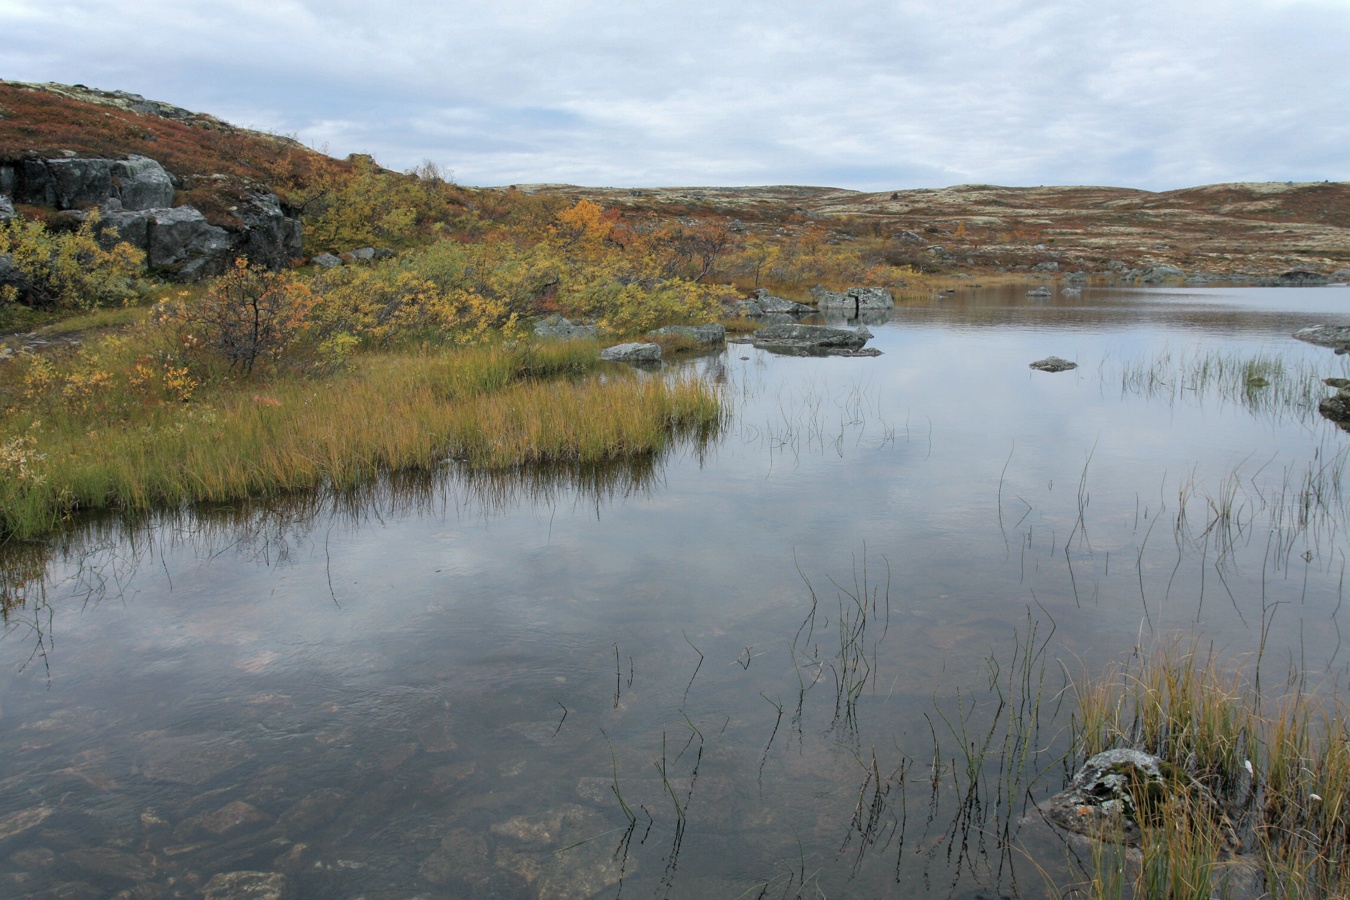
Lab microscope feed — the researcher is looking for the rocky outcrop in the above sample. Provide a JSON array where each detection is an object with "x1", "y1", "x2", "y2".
[
  {"x1": 752, "y1": 323, "x2": 878, "y2": 356},
  {"x1": 1030, "y1": 356, "x2": 1078, "y2": 372},
  {"x1": 1141, "y1": 265, "x2": 1185, "y2": 283},
  {"x1": 0, "y1": 195, "x2": 14, "y2": 221},
  {"x1": 599, "y1": 342, "x2": 661, "y2": 362},
  {"x1": 3, "y1": 155, "x2": 175, "y2": 211},
  {"x1": 811, "y1": 286, "x2": 894, "y2": 314},
  {"x1": 2, "y1": 154, "x2": 302, "y2": 280},
  {"x1": 1260, "y1": 269, "x2": 1330, "y2": 286},
  {"x1": 534, "y1": 315, "x2": 598, "y2": 340}
]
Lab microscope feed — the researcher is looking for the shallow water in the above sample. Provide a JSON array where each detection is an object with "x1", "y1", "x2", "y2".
[{"x1": 4, "y1": 283, "x2": 1350, "y2": 898}]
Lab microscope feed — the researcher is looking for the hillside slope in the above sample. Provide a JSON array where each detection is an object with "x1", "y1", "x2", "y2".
[{"x1": 3, "y1": 80, "x2": 1348, "y2": 277}]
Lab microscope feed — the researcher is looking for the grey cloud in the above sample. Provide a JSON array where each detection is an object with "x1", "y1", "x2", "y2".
[{"x1": 3, "y1": 0, "x2": 1347, "y2": 189}]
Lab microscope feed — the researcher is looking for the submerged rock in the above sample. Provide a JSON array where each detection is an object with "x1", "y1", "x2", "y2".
[
  {"x1": 599, "y1": 342, "x2": 661, "y2": 362},
  {"x1": 751, "y1": 323, "x2": 877, "y2": 356},
  {"x1": 1026, "y1": 286, "x2": 1052, "y2": 298},
  {"x1": 0, "y1": 805, "x2": 53, "y2": 842},
  {"x1": 491, "y1": 804, "x2": 630, "y2": 900},
  {"x1": 1029, "y1": 356, "x2": 1077, "y2": 372},
  {"x1": 202, "y1": 870, "x2": 292, "y2": 899},
  {"x1": 136, "y1": 734, "x2": 255, "y2": 785}
]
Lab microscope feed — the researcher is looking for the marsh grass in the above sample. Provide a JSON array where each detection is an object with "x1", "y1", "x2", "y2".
[
  {"x1": 0, "y1": 338, "x2": 725, "y2": 539},
  {"x1": 1068, "y1": 640, "x2": 1350, "y2": 898},
  {"x1": 1114, "y1": 347, "x2": 1349, "y2": 424}
]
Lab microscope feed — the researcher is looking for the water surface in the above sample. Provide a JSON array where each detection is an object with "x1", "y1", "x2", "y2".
[{"x1": 4, "y1": 283, "x2": 1350, "y2": 898}]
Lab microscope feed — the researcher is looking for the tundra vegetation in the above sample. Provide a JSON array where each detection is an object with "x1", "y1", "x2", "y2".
[
  {"x1": 7, "y1": 88, "x2": 1350, "y2": 897},
  {"x1": 0, "y1": 149, "x2": 929, "y2": 542}
]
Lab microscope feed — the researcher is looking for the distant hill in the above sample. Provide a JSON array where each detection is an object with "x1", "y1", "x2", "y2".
[{"x1": 3, "y1": 80, "x2": 1348, "y2": 276}]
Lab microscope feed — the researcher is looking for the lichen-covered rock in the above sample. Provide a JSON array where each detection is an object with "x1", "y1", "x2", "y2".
[
  {"x1": 533, "y1": 315, "x2": 598, "y2": 340},
  {"x1": 1294, "y1": 324, "x2": 1350, "y2": 352},
  {"x1": 1320, "y1": 389, "x2": 1350, "y2": 430},
  {"x1": 646, "y1": 323, "x2": 726, "y2": 345},
  {"x1": 1030, "y1": 356, "x2": 1077, "y2": 372},
  {"x1": 752, "y1": 323, "x2": 871, "y2": 353},
  {"x1": 752, "y1": 289, "x2": 815, "y2": 315},
  {"x1": 1142, "y1": 265, "x2": 1185, "y2": 282},
  {"x1": 599, "y1": 342, "x2": 661, "y2": 362},
  {"x1": 4, "y1": 155, "x2": 175, "y2": 211},
  {"x1": 1038, "y1": 749, "x2": 1235, "y2": 850},
  {"x1": 813, "y1": 286, "x2": 894, "y2": 313}
]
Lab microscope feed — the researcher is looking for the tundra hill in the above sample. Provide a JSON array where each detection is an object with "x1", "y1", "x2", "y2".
[
  {"x1": 511, "y1": 181, "x2": 1350, "y2": 276},
  {"x1": 2, "y1": 80, "x2": 1348, "y2": 277},
  {"x1": 0, "y1": 80, "x2": 366, "y2": 226}
]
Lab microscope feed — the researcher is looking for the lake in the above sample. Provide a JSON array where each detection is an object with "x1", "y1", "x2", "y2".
[{"x1": 3, "y1": 282, "x2": 1350, "y2": 898}]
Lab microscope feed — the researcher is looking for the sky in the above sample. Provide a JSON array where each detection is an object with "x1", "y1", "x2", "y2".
[{"x1": 3, "y1": 0, "x2": 1349, "y2": 191}]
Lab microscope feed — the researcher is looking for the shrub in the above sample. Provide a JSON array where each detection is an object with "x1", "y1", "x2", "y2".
[
  {"x1": 0, "y1": 213, "x2": 144, "y2": 310},
  {"x1": 167, "y1": 258, "x2": 319, "y2": 374}
]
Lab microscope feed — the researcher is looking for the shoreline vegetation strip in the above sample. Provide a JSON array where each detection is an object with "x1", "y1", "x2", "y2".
[{"x1": 0, "y1": 341, "x2": 726, "y2": 541}]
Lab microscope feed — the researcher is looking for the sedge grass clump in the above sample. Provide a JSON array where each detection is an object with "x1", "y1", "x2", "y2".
[
  {"x1": 0, "y1": 333, "x2": 720, "y2": 540},
  {"x1": 1068, "y1": 640, "x2": 1350, "y2": 898}
]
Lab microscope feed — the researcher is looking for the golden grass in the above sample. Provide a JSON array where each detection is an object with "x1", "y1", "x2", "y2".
[
  {"x1": 0, "y1": 340, "x2": 725, "y2": 539},
  {"x1": 1068, "y1": 640, "x2": 1350, "y2": 898}
]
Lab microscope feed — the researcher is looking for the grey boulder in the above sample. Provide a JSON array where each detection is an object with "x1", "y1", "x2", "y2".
[
  {"x1": 751, "y1": 289, "x2": 815, "y2": 315},
  {"x1": 534, "y1": 315, "x2": 598, "y2": 340},
  {"x1": 646, "y1": 323, "x2": 725, "y2": 345},
  {"x1": 752, "y1": 323, "x2": 876, "y2": 356},
  {"x1": 812, "y1": 286, "x2": 894, "y2": 314},
  {"x1": 600, "y1": 342, "x2": 662, "y2": 362}
]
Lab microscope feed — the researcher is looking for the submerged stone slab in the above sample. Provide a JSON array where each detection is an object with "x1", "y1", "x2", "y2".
[
  {"x1": 137, "y1": 733, "x2": 255, "y2": 784},
  {"x1": 752, "y1": 323, "x2": 873, "y2": 355}
]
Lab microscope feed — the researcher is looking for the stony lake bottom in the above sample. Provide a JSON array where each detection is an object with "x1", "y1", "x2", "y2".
[{"x1": 4, "y1": 283, "x2": 1350, "y2": 899}]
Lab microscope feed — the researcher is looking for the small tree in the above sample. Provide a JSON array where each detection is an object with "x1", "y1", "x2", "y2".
[{"x1": 177, "y1": 259, "x2": 319, "y2": 374}]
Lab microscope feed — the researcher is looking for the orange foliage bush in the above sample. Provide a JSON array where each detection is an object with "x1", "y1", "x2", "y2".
[{"x1": 167, "y1": 259, "x2": 319, "y2": 374}]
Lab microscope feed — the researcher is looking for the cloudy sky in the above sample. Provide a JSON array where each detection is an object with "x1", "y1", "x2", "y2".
[{"x1": 4, "y1": 0, "x2": 1348, "y2": 191}]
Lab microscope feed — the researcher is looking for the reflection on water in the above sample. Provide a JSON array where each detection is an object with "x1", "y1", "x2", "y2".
[{"x1": 3, "y1": 284, "x2": 1350, "y2": 897}]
